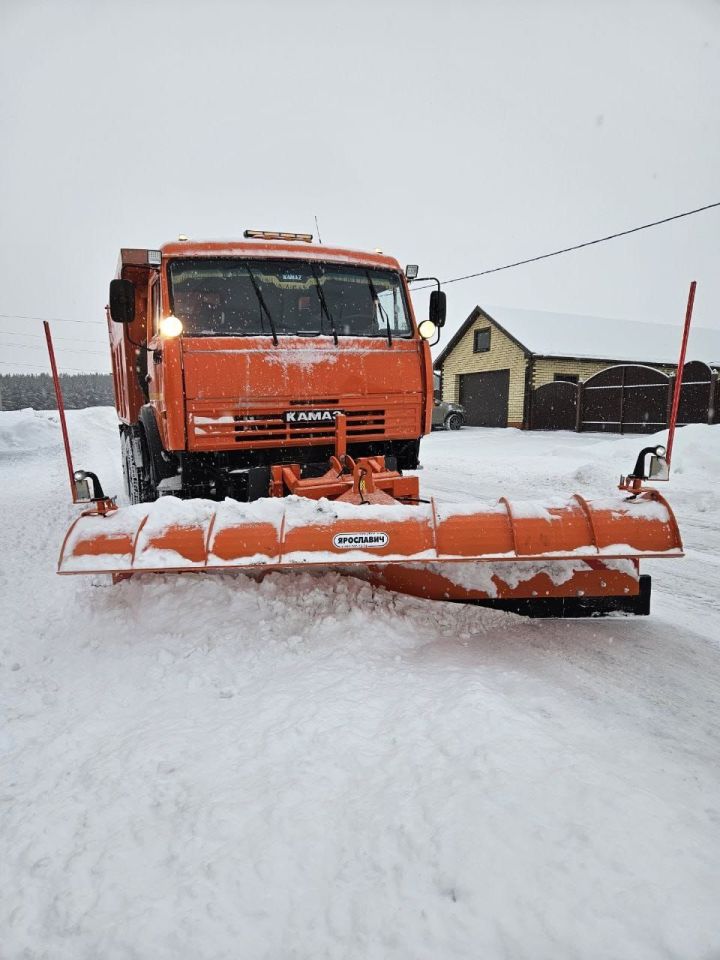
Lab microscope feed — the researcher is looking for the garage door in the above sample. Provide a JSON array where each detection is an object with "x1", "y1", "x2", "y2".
[{"x1": 459, "y1": 370, "x2": 510, "y2": 427}]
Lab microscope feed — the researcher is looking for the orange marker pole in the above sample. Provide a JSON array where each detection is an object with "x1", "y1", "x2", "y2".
[
  {"x1": 43, "y1": 321, "x2": 77, "y2": 502},
  {"x1": 666, "y1": 281, "x2": 697, "y2": 466}
]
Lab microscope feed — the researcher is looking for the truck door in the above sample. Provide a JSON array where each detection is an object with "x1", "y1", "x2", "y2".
[
  {"x1": 145, "y1": 275, "x2": 186, "y2": 450},
  {"x1": 146, "y1": 276, "x2": 164, "y2": 412}
]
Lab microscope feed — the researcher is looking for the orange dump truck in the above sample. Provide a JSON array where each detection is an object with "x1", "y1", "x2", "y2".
[
  {"x1": 54, "y1": 231, "x2": 683, "y2": 617},
  {"x1": 108, "y1": 235, "x2": 439, "y2": 502}
]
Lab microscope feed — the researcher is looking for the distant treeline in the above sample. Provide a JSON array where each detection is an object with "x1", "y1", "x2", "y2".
[{"x1": 0, "y1": 373, "x2": 114, "y2": 410}]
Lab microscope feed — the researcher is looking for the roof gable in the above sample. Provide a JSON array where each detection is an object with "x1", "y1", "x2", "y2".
[{"x1": 433, "y1": 307, "x2": 531, "y2": 368}]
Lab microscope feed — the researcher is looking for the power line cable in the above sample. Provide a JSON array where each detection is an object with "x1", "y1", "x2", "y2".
[
  {"x1": 412, "y1": 200, "x2": 720, "y2": 290},
  {"x1": 0, "y1": 339, "x2": 109, "y2": 356},
  {"x1": 0, "y1": 313, "x2": 104, "y2": 325},
  {"x1": 2, "y1": 199, "x2": 718, "y2": 326},
  {"x1": 0, "y1": 359, "x2": 107, "y2": 373},
  {"x1": 0, "y1": 329, "x2": 107, "y2": 342}
]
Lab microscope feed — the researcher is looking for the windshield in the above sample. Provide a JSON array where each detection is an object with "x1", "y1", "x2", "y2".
[{"x1": 167, "y1": 258, "x2": 413, "y2": 338}]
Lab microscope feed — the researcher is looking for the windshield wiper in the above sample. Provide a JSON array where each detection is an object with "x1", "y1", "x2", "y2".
[
  {"x1": 244, "y1": 263, "x2": 278, "y2": 345},
  {"x1": 310, "y1": 263, "x2": 338, "y2": 345},
  {"x1": 365, "y1": 271, "x2": 392, "y2": 347}
]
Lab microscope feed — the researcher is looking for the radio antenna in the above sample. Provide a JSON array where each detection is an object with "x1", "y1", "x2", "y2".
[{"x1": 314, "y1": 214, "x2": 323, "y2": 244}]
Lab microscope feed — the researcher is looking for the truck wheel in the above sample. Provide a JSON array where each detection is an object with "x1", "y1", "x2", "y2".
[
  {"x1": 393, "y1": 438, "x2": 421, "y2": 470},
  {"x1": 445, "y1": 413, "x2": 463, "y2": 431},
  {"x1": 139, "y1": 406, "x2": 176, "y2": 482},
  {"x1": 121, "y1": 426, "x2": 156, "y2": 504}
]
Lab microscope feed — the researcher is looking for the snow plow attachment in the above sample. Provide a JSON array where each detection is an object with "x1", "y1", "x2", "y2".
[{"x1": 58, "y1": 461, "x2": 683, "y2": 617}]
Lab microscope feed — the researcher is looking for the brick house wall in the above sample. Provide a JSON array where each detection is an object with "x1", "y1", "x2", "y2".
[
  {"x1": 438, "y1": 311, "x2": 528, "y2": 426},
  {"x1": 532, "y1": 358, "x2": 674, "y2": 388}
]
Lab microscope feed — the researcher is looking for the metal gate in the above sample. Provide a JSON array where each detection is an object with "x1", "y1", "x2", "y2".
[
  {"x1": 581, "y1": 365, "x2": 669, "y2": 434},
  {"x1": 677, "y1": 361, "x2": 714, "y2": 424},
  {"x1": 529, "y1": 361, "x2": 717, "y2": 433},
  {"x1": 530, "y1": 381, "x2": 578, "y2": 431}
]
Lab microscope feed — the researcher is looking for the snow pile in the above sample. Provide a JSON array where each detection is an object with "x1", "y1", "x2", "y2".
[
  {"x1": 1, "y1": 409, "x2": 719, "y2": 959},
  {"x1": 0, "y1": 408, "x2": 62, "y2": 453},
  {"x1": 572, "y1": 422, "x2": 720, "y2": 490},
  {"x1": 569, "y1": 423, "x2": 720, "y2": 521}
]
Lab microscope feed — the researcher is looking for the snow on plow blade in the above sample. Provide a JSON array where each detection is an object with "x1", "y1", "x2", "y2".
[{"x1": 58, "y1": 490, "x2": 682, "y2": 615}]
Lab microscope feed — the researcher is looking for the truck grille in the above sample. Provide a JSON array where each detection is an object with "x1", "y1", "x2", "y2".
[
  {"x1": 230, "y1": 409, "x2": 385, "y2": 442},
  {"x1": 187, "y1": 398, "x2": 422, "y2": 452}
]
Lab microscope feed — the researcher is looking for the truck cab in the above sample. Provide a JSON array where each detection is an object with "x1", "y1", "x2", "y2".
[{"x1": 108, "y1": 235, "x2": 444, "y2": 502}]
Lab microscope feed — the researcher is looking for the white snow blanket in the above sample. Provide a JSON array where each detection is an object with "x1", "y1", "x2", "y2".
[{"x1": 1, "y1": 408, "x2": 719, "y2": 959}]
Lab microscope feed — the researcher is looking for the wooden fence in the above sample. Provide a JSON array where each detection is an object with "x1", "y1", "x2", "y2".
[{"x1": 530, "y1": 361, "x2": 718, "y2": 433}]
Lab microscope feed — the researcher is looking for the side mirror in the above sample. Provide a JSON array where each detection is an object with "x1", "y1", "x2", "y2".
[
  {"x1": 73, "y1": 469, "x2": 107, "y2": 502},
  {"x1": 648, "y1": 453, "x2": 669, "y2": 481},
  {"x1": 429, "y1": 290, "x2": 446, "y2": 328},
  {"x1": 74, "y1": 476, "x2": 92, "y2": 501},
  {"x1": 628, "y1": 444, "x2": 669, "y2": 482},
  {"x1": 109, "y1": 278, "x2": 135, "y2": 323}
]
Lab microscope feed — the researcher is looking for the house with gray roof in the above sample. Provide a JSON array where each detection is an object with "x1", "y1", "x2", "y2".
[{"x1": 433, "y1": 305, "x2": 720, "y2": 428}]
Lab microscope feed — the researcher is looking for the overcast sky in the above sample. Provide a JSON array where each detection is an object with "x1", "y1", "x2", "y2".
[{"x1": 1, "y1": 0, "x2": 718, "y2": 374}]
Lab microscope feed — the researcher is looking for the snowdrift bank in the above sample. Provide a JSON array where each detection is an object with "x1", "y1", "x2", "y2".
[
  {"x1": 572, "y1": 422, "x2": 720, "y2": 493},
  {"x1": 0, "y1": 408, "x2": 62, "y2": 454},
  {"x1": 0, "y1": 406, "x2": 118, "y2": 456}
]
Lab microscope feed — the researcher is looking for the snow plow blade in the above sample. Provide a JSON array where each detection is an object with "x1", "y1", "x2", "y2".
[{"x1": 58, "y1": 490, "x2": 682, "y2": 616}]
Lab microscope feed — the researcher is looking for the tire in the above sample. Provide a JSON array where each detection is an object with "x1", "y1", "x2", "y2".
[
  {"x1": 139, "y1": 406, "x2": 177, "y2": 486},
  {"x1": 444, "y1": 412, "x2": 463, "y2": 431},
  {"x1": 121, "y1": 426, "x2": 156, "y2": 504},
  {"x1": 393, "y1": 438, "x2": 421, "y2": 470}
]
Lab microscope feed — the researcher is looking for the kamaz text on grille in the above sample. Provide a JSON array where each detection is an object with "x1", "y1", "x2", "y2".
[{"x1": 284, "y1": 409, "x2": 343, "y2": 424}]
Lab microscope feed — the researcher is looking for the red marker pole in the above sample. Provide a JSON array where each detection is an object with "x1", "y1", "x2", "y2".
[
  {"x1": 43, "y1": 321, "x2": 77, "y2": 502},
  {"x1": 666, "y1": 281, "x2": 697, "y2": 467}
]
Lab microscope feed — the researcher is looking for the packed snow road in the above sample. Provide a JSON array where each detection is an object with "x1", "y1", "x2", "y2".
[{"x1": 1, "y1": 409, "x2": 719, "y2": 960}]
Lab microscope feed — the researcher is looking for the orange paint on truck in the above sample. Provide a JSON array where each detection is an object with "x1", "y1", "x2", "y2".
[{"x1": 109, "y1": 240, "x2": 432, "y2": 495}]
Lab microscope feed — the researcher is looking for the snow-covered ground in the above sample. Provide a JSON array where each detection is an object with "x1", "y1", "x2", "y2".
[{"x1": 1, "y1": 409, "x2": 719, "y2": 960}]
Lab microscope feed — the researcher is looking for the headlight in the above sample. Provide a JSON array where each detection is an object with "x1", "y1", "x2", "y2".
[
  {"x1": 418, "y1": 319, "x2": 436, "y2": 340},
  {"x1": 160, "y1": 315, "x2": 183, "y2": 338}
]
